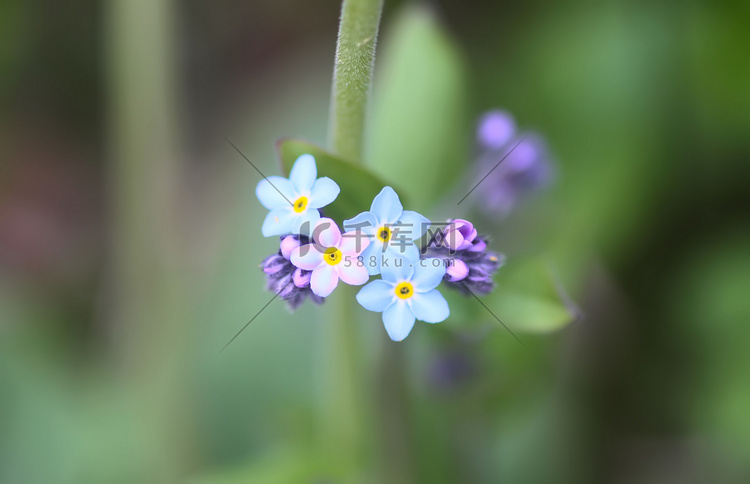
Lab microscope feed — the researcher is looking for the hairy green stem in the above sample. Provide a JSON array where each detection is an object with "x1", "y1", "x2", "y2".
[
  {"x1": 320, "y1": 0, "x2": 384, "y2": 471},
  {"x1": 328, "y1": 0, "x2": 384, "y2": 162}
]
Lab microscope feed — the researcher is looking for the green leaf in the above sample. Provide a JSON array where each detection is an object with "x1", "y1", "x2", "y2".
[
  {"x1": 367, "y1": 5, "x2": 468, "y2": 212},
  {"x1": 276, "y1": 138, "x2": 398, "y2": 224},
  {"x1": 480, "y1": 257, "x2": 578, "y2": 334},
  {"x1": 490, "y1": 290, "x2": 574, "y2": 334}
]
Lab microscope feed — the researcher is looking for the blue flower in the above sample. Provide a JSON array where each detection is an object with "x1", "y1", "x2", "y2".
[
  {"x1": 343, "y1": 187, "x2": 430, "y2": 275},
  {"x1": 356, "y1": 256, "x2": 450, "y2": 341},
  {"x1": 256, "y1": 154, "x2": 340, "y2": 237}
]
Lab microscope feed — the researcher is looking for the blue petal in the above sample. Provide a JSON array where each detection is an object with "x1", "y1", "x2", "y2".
[
  {"x1": 385, "y1": 241, "x2": 421, "y2": 264},
  {"x1": 289, "y1": 154, "x2": 317, "y2": 193},
  {"x1": 343, "y1": 211, "x2": 378, "y2": 235},
  {"x1": 409, "y1": 289, "x2": 449, "y2": 323},
  {"x1": 380, "y1": 254, "x2": 415, "y2": 283},
  {"x1": 396, "y1": 210, "x2": 431, "y2": 240},
  {"x1": 296, "y1": 209, "x2": 321, "y2": 236},
  {"x1": 256, "y1": 176, "x2": 295, "y2": 210},
  {"x1": 370, "y1": 186, "x2": 403, "y2": 224},
  {"x1": 382, "y1": 301, "x2": 416, "y2": 341},
  {"x1": 411, "y1": 258, "x2": 447, "y2": 292},
  {"x1": 356, "y1": 280, "x2": 395, "y2": 312},
  {"x1": 261, "y1": 208, "x2": 295, "y2": 237},
  {"x1": 358, "y1": 242, "x2": 385, "y2": 276},
  {"x1": 308, "y1": 177, "x2": 340, "y2": 208}
]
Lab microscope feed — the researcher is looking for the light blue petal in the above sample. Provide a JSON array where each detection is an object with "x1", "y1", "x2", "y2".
[
  {"x1": 360, "y1": 243, "x2": 378, "y2": 276},
  {"x1": 382, "y1": 301, "x2": 416, "y2": 341},
  {"x1": 356, "y1": 280, "x2": 395, "y2": 312},
  {"x1": 359, "y1": 242, "x2": 384, "y2": 276},
  {"x1": 385, "y1": 241, "x2": 421, "y2": 264},
  {"x1": 343, "y1": 211, "x2": 378, "y2": 235},
  {"x1": 296, "y1": 209, "x2": 321, "y2": 236},
  {"x1": 409, "y1": 289, "x2": 449, "y2": 323},
  {"x1": 308, "y1": 177, "x2": 340, "y2": 208},
  {"x1": 412, "y1": 258, "x2": 447, "y2": 292},
  {"x1": 396, "y1": 210, "x2": 431, "y2": 240},
  {"x1": 261, "y1": 208, "x2": 295, "y2": 237},
  {"x1": 380, "y1": 254, "x2": 415, "y2": 283},
  {"x1": 256, "y1": 176, "x2": 294, "y2": 210},
  {"x1": 370, "y1": 186, "x2": 403, "y2": 224},
  {"x1": 289, "y1": 154, "x2": 317, "y2": 193}
]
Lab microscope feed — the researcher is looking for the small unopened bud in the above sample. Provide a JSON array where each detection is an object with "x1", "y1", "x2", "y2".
[
  {"x1": 278, "y1": 280, "x2": 296, "y2": 298},
  {"x1": 262, "y1": 254, "x2": 287, "y2": 275},
  {"x1": 292, "y1": 268, "x2": 311, "y2": 288},
  {"x1": 280, "y1": 235, "x2": 301, "y2": 259},
  {"x1": 445, "y1": 259, "x2": 469, "y2": 282}
]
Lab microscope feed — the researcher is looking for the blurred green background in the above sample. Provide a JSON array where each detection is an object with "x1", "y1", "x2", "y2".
[{"x1": 1, "y1": 0, "x2": 748, "y2": 482}]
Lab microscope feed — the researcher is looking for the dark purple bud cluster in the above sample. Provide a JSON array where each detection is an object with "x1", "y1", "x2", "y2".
[
  {"x1": 423, "y1": 219, "x2": 505, "y2": 295},
  {"x1": 261, "y1": 234, "x2": 324, "y2": 310}
]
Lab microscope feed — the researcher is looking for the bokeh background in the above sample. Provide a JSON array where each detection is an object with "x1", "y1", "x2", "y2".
[{"x1": 1, "y1": 0, "x2": 749, "y2": 482}]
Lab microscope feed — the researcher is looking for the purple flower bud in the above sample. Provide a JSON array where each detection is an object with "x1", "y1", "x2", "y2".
[
  {"x1": 477, "y1": 110, "x2": 516, "y2": 150},
  {"x1": 445, "y1": 259, "x2": 469, "y2": 282},
  {"x1": 278, "y1": 280, "x2": 296, "y2": 298},
  {"x1": 292, "y1": 268, "x2": 311, "y2": 288},
  {"x1": 261, "y1": 253, "x2": 288, "y2": 275},
  {"x1": 467, "y1": 238, "x2": 486, "y2": 253},
  {"x1": 440, "y1": 219, "x2": 477, "y2": 252}
]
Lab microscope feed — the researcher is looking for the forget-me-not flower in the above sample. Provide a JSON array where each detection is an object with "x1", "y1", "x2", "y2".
[
  {"x1": 256, "y1": 154, "x2": 340, "y2": 237},
  {"x1": 343, "y1": 187, "x2": 429, "y2": 275},
  {"x1": 356, "y1": 256, "x2": 449, "y2": 341},
  {"x1": 290, "y1": 217, "x2": 370, "y2": 297}
]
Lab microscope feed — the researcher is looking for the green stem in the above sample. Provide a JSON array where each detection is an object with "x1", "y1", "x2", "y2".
[
  {"x1": 328, "y1": 0, "x2": 384, "y2": 162},
  {"x1": 319, "y1": 287, "x2": 366, "y2": 467},
  {"x1": 320, "y1": 0, "x2": 384, "y2": 472}
]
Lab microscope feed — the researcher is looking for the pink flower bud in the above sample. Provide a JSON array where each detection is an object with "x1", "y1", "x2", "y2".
[
  {"x1": 280, "y1": 235, "x2": 301, "y2": 260},
  {"x1": 442, "y1": 219, "x2": 477, "y2": 251},
  {"x1": 292, "y1": 268, "x2": 311, "y2": 288},
  {"x1": 445, "y1": 259, "x2": 469, "y2": 282}
]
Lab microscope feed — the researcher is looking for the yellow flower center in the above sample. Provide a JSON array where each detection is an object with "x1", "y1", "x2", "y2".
[
  {"x1": 377, "y1": 226, "x2": 391, "y2": 243},
  {"x1": 394, "y1": 281, "x2": 414, "y2": 299},
  {"x1": 293, "y1": 196, "x2": 308, "y2": 213},
  {"x1": 324, "y1": 247, "x2": 342, "y2": 265}
]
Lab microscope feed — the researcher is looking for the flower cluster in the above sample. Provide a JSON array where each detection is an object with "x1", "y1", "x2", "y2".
[
  {"x1": 474, "y1": 110, "x2": 553, "y2": 218},
  {"x1": 422, "y1": 218, "x2": 505, "y2": 296},
  {"x1": 256, "y1": 154, "x2": 504, "y2": 341},
  {"x1": 260, "y1": 234, "x2": 323, "y2": 310}
]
